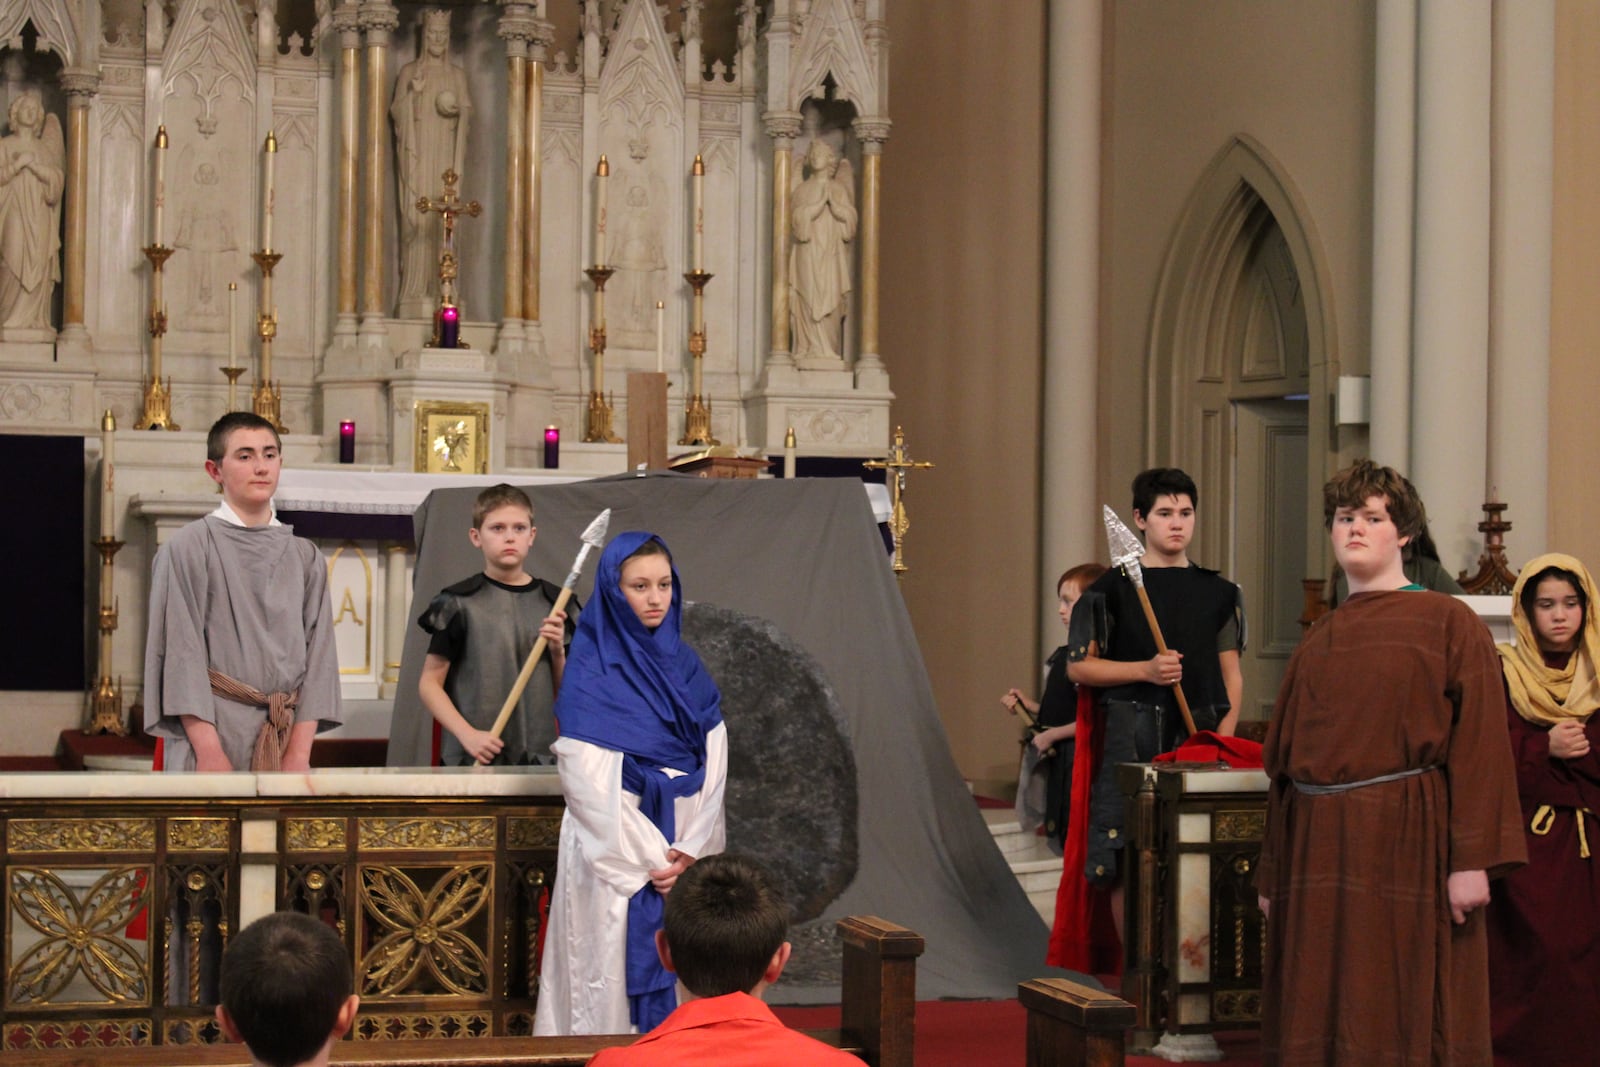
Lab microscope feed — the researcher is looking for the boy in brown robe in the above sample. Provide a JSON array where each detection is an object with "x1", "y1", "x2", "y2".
[
  {"x1": 1257, "y1": 460, "x2": 1524, "y2": 1066},
  {"x1": 144, "y1": 413, "x2": 343, "y2": 771}
]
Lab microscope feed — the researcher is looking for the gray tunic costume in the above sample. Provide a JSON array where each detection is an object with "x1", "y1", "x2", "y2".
[
  {"x1": 143, "y1": 514, "x2": 343, "y2": 771},
  {"x1": 417, "y1": 574, "x2": 576, "y2": 766}
]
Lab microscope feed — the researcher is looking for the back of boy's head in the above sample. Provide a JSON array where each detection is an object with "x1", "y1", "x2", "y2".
[
  {"x1": 663, "y1": 853, "x2": 788, "y2": 998},
  {"x1": 472, "y1": 483, "x2": 534, "y2": 529},
  {"x1": 220, "y1": 912, "x2": 352, "y2": 1067},
  {"x1": 1322, "y1": 459, "x2": 1426, "y2": 543},
  {"x1": 1131, "y1": 468, "x2": 1198, "y2": 518},
  {"x1": 207, "y1": 412, "x2": 281, "y2": 463}
]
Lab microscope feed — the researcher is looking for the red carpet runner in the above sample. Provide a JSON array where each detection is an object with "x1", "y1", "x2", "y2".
[{"x1": 774, "y1": 1000, "x2": 1262, "y2": 1066}]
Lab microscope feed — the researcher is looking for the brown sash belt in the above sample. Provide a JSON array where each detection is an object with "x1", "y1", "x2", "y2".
[{"x1": 208, "y1": 669, "x2": 299, "y2": 771}]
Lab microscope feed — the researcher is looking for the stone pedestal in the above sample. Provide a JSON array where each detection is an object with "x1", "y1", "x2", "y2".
[
  {"x1": 387, "y1": 346, "x2": 511, "y2": 473},
  {"x1": 746, "y1": 363, "x2": 893, "y2": 457}
]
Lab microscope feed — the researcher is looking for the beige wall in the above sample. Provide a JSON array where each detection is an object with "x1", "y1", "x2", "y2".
[
  {"x1": 882, "y1": 1, "x2": 1047, "y2": 791},
  {"x1": 1101, "y1": 1, "x2": 1374, "y2": 537},
  {"x1": 1549, "y1": 1, "x2": 1600, "y2": 568}
]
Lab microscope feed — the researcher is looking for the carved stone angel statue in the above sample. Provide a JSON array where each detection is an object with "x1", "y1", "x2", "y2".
[
  {"x1": 391, "y1": 9, "x2": 472, "y2": 319},
  {"x1": 0, "y1": 91, "x2": 65, "y2": 334},
  {"x1": 789, "y1": 138, "x2": 858, "y2": 362}
]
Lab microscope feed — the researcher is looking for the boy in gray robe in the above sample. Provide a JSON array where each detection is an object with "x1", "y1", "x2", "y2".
[{"x1": 144, "y1": 412, "x2": 342, "y2": 771}]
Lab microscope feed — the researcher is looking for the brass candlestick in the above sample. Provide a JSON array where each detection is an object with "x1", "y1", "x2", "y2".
[
  {"x1": 219, "y1": 366, "x2": 246, "y2": 412},
  {"x1": 134, "y1": 243, "x2": 179, "y2": 430},
  {"x1": 87, "y1": 533, "x2": 127, "y2": 734},
  {"x1": 250, "y1": 250, "x2": 287, "y2": 431},
  {"x1": 679, "y1": 269, "x2": 718, "y2": 446},
  {"x1": 584, "y1": 265, "x2": 622, "y2": 443},
  {"x1": 864, "y1": 426, "x2": 936, "y2": 577}
]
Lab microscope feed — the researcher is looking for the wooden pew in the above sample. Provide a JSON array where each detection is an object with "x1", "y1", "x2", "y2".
[
  {"x1": 1019, "y1": 977, "x2": 1135, "y2": 1067},
  {"x1": 5, "y1": 917, "x2": 922, "y2": 1067}
]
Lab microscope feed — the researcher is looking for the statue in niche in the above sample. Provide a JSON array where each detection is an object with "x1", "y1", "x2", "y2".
[
  {"x1": 174, "y1": 160, "x2": 239, "y2": 321},
  {"x1": 391, "y1": 8, "x2": 472, "y2": 319},
  {"x1": 0, "y1": 91, "x2": 64, "y2": 333},
  {"x1": 789, "y1": 139, "x2": 857, "y2": 362},
  {"x1": 612, "y1": 181, "x2": 666, "y2": 337}
]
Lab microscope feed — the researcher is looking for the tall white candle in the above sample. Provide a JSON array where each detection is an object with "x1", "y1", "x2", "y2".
[
  {"x1": 153, "y1": 126, "x2": 168, "y2": 246},
  {"x1": 595, "y1": 155, "x2": 609, "y2": 266},
  {"x1": 692, "y1": 154, "x2": 705, "y2": 271},
  {"x1": 655, "y1": 301, "x2": 665, "y2": 373},
  {"x1": 228, "y1": 282, "x2": 238, "y2": 368},
  {"x1": 262, "y1": 132, "x2": 277, "y2": 250},
  {"x1": 784, "y1": 426, "x2": 797, "y2": 480},
  {"x1": 100, "y1": 410, "x2": 116, "y2": 537}
]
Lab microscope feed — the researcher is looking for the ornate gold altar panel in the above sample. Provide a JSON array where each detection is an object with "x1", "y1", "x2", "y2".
[
  {"x1": 413, "y1": 401, "x2": 490, "y2": 474},
  {"x1": 0, "y1": 791, "x2": 563, "y2": 1050}
]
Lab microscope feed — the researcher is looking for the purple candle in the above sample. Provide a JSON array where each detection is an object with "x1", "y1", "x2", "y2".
[
  {"x1": 544, "y1": 425, "x2": 560, "y2": 469},
  {"x1": 339, "y1": 420, "x2": 355, "y2": 464},
  {"x1": 439, "y1": 304, "x2": 460, "y2": 349}
]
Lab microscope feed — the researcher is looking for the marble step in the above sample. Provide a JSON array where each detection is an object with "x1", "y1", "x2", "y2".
[{"x1": 983, "y1": 807, "x2": 1062, "y2": 922}]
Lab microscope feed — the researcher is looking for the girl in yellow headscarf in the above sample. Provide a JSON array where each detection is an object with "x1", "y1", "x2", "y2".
[{"x1": 1486, "y1": 553, "x2": 1600, "y2": 1066}]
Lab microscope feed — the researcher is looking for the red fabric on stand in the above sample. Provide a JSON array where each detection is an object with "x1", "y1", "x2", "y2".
[
  {"x1": 1152, "y1": 730, "x2": 1264, "y2": 768},
  {"x1": 1045, "y1": 687, "x2": 1121, "y2": 974}
]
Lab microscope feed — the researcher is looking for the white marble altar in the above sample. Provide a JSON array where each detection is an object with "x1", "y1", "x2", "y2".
[{"x1": 0, "y1": 0, "x2": 899, "y2": 757}]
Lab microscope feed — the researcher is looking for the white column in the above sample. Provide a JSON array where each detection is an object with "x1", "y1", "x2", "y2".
[
  {"x1": 381, "y1": 543, "x2": 409, "y2": 697},
  {"x1": 1411, "y1": 0, "x2": 1492, "y2": 571},
  {"x1": 1488, "y1": 0, "x2": 1553, "y2": 556},
  {"x1": 1041, "y1": 0, "x2": 1101, "y2": 644},
  {"x1": 1368, "y1": 0, "x2": 1416, "y2": 471}
]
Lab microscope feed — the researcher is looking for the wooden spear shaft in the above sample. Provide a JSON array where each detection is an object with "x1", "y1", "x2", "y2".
[
  {"x1": 487, "y1": 586, "x2": 576, "y2": 744},
  {"x1": 1130, "y1": 585, "x2": 1199, "y2": 738}
]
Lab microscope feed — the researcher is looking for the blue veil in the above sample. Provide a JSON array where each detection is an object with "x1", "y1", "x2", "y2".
[{"x1": 552, "y1": 531, "x2": 722, "y2": 1030}]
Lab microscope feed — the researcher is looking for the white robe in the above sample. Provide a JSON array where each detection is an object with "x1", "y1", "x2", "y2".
[{"x1": 533, "y1": 722, "x2": 728, "y2": 1036}]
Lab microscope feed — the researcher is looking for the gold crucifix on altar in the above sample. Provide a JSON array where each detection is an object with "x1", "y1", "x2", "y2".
[
  {"x1": 864, "y1": 426, "x2": 935, "y2": 577},
  {"x1": 417, "y1": 168, "x2": 481, "y2": 348}
]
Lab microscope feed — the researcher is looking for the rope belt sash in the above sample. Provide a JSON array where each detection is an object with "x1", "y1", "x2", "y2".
[
  {"x1": 1292, "y1": 764, "x2": 1438, "y2": 796},
  {"x1": 1530, "y1": 803, "x2": 1596, "y2": 860},
  {"x1": 208, "y1": 669, "x2": 299, "y2": 771}
]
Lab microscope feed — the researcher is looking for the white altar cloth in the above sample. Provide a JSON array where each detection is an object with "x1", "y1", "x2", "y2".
[{"x1": 274, "y1": 468, "x2": 894, "y2": 522}]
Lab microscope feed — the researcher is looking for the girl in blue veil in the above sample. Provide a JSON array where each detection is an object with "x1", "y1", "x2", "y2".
[{"x1": 532, "y1": 532, "x2": 726, "y2": 1036}]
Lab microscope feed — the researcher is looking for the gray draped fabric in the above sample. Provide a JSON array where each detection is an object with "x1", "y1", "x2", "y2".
[{"x1": 388, "y1": 472, "x2": 1066, "y2": 1002}]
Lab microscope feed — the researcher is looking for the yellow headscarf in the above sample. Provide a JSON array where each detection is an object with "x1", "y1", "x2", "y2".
[{"x1": 1498, "y1": 552, "x2": 1600, "y2": 726}]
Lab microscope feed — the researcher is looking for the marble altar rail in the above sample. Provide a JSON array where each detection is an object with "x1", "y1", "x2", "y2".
[{"x1": 0, "y1": 769, "x2": 563, "y2": 1051}]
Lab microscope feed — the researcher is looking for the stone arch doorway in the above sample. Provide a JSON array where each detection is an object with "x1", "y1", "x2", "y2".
[{"x1": 1145, "y1": 135, "x2": 1338, "y2": 721}]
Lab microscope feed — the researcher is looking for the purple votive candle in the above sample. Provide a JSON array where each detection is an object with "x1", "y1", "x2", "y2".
[
  {"x1": 544, "y1": 425, "x2": 560, "y2": 469},
  {"x1": 339, "y1": 420, "x2": 355, "y2": 464},
  {"x1": 438, "y1": 304, "x2": 460, "y2": 348}
]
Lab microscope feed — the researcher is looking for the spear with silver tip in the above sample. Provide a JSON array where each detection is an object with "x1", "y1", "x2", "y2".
[
  {"x1": 1102, "y1": 504, "x2": 1198, "y2": 737},
  {"x1": 488, "y1": 507, "x2": 611, "y2": 744}
]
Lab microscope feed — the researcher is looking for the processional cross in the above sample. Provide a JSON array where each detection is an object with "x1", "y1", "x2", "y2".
[
  {"x1": 863, "y1": 425, "x2": 935, "y2": 577},
  {"x1": 418, "y1": 168, "x2": 481, "y2": 346}
]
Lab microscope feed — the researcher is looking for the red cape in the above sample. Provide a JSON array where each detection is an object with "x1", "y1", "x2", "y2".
[{"x1": 1045, "y1": 687, "x2": 1121, "y2": 975}]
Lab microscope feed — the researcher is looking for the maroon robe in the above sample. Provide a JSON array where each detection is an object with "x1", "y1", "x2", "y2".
[
  {"x1": 1485, "y1": 677, "x2": 1600, "y2": 1066},
  {"x1": 1258, "y1": 591, "x2": 1525, "y2": 1066}
]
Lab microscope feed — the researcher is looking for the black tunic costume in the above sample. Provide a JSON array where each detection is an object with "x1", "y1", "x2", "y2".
[
  {"x1": 1067, "y1": 563, "x2": 1244, "y2": 886},
  {"x1": 1033, "y1": 649, "x2": 1078, "y2": 850}
]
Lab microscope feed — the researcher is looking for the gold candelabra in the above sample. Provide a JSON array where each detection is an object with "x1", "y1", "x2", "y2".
[
  {"x1": 136, "y1": 126, "x2": 179, "y2": 431},
  {"x1": 251, "y1": 250, "x2": 286, "y2": 431},
  {"x1": 679, "y1": 269, "x2": 718, "y2": 446},
  {"x1": 87, "y1": 410, "x2": 127, "y2": 734},
  {"x1": 864, "y1": 426, "x2": 936, "y2": 577},
  {"x1": 583, "y1": 265, "x2": 622, "y2": 442},
  {"x1": 134, "y1": 243, "x2": 178, "y2": 430}
]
